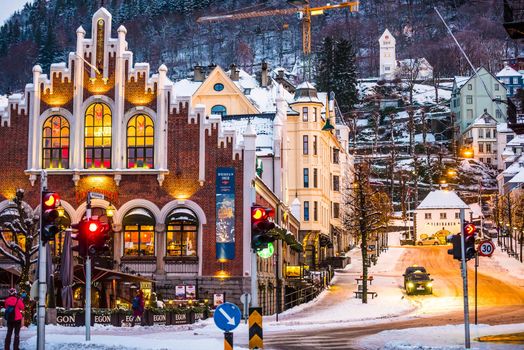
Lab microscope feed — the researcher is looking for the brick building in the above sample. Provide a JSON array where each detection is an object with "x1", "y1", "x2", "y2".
[{"x1": 0, "y1": 7, "x2": 300, "y2": 311}]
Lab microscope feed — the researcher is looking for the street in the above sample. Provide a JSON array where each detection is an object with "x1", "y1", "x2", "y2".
[{"x1": 264, "y1": 245, "x2": 524, "y2": 349}]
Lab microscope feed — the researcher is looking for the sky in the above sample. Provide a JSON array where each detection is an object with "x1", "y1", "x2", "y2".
[{"x1": 0, "y1": 0, "x2": 29, "y2": 25}]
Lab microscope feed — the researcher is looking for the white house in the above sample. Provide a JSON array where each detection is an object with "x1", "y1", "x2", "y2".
[
  {"x1": 414, "y1": 190, "x2": 472, "y2": 239},
  {"x1": 496, "y1": 122, "x2": 516, "y2": 170},
  {"x1": 461, "y1": 110, "x2": 498, "y2": 167},
  {"x1": 396, "y1": 58, "x2": 433, "y2": 80},
  {"x1": 379, "y1": 29, "x2": 396, "y2": 80}
]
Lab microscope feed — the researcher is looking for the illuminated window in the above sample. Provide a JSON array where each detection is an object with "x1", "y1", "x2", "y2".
[
  {"x1": 211, "y1": 105, "x2": 227, "y2": 116},
  {"x1": 42, "y1": 115, "x2": 69, "y2": 169},
  {"x1": 127, "y1": 114, "x2": 154, "y2": 169},
  {"x1": 123, "y1": 208, "x2": 155, "y2": 257},
  {"x1": 165, "y1": 208, "x2": 198, "y2": 257},
  {"x1": 84, "y1": 102, "x2": 112, "y2": 168}
]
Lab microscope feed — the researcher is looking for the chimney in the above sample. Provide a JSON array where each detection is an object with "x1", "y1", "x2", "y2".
[
  {"x1": 230, "y1": 64, "x2": 240, "y2": 81},
  {"x1": 277, "y1": 69, "x2": 285, "y2": 79},
  {"x1": 193, "y1": 65, "x2": 205, "y2": 82},
  {"x1": 261, "y1": 60, "x2": 269, "y2": 87}
]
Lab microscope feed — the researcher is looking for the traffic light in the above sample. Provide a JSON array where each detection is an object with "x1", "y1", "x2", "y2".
[
  {"x1": 464, "y1": 222, "x2": 477, "y2": 261},
  {"x1": 41, "y1": 192, "x2": 61, "y2": 244},
  {"x1": 447, "y1": 234, "x2": 461, "y2": 260},
  {"x1": 72, "y1": 218, "x2": 111, "y2": 257},
  {"x1": 251, "y1": 206, "x2": 276, "y2": 251}
]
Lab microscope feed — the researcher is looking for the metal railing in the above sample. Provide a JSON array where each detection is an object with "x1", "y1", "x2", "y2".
[{"x1": 283, "y1": 284, "x2": 324, "y2": 310}]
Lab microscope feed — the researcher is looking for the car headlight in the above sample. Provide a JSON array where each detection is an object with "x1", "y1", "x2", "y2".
[
  {"x1": 426, "y1": 282, "x2": 433, "y2": 288},
  {"x1": 407, "y1": 282, "x2": 414, "y2": 288}
]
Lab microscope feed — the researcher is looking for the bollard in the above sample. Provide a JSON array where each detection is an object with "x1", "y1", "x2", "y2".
[
  {"x1": 249, "y1": 307, "x2": 263, "y2": 349},
  {"x1": 224, "y1": 331, "x2": 233, "y2": 350}
]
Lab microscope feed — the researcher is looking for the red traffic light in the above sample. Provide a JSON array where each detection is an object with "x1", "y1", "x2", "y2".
[
  {"x1": 464, "y1": 223, "x2": 476, "y2": 236},
  {"x1": 252, "y1": 207, "x2": 266, "y2": 220},
  {"x1": 88, "y1": 221, "x2": 99, "y2": 232}
]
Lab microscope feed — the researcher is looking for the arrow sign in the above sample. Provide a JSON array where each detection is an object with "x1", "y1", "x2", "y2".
[
  {"x1": 465, "y1": 223, "x2": 476, "y2": 236},
  {"x1": 214, "y1": 302, "x2": 241, "y2": 332}
]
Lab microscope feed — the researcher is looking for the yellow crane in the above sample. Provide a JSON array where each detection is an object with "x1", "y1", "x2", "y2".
[{"x1": 197, "y1": 0, "x2": 359, "y2": 55}]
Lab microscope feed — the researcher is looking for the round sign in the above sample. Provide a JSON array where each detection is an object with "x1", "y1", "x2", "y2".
[
  {"x1": 257, "y1": 242, "x2": 275, "y2": 258},
  {"x1": 478, "y1": 240, "x2": 495, "y2": 257},
  {"x1": 240, "y1": 292, "x2": 251, "y2": 305},
  {"x1": 214, "y1": 302, "x2": 242, "y2": 332}
]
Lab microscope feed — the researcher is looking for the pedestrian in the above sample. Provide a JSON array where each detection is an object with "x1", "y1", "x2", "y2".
[
  {"x1": 4, "y1": 288, "x2": 24, "y2": 350},
  {"x1": 130, "y1": 289, "x2": 144, "y2": 327}
]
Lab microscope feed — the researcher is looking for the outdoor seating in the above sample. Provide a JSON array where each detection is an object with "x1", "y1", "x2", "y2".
[
  {"x1": 356, "y1": 275, "x2": 374, "y2": 285},
  {"x1": 353, "y1": 291, "x2": 378, "y2": 299}
]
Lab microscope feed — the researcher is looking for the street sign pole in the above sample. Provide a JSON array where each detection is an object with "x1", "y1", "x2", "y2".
[
  {"x1": 460, "y1": 208, "x2": 471, "y2": 348},
  {"x1": 37, "y1": 170, "x2": 47, "y2": 350},
  {"x1": 475, "y1": 251, "x2": 479, "y2": 325},
  {"x1": 85, "y1": 192, "x2": 92, "y2": 341}
]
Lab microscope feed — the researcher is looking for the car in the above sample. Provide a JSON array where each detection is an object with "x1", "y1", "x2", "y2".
[
  {"x1": 403, "y1": 266, "x2": 433, "y2": 295},
  {"x1": 403, "y1": 265, "x2": 427, "y2": 286},
  {"x1": 416, "y1": 236, "x2": 440, "y2": 246}
]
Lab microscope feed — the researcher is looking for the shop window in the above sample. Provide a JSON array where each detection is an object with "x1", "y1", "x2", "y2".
[
  {"x1": 127, "y1": 114, "x2": 154, "y2": 169},
  {"x1": 123, "y1": 208, "x2": 155, "y2": 256},
  {"x1": 165, "y1": 208, "x2": 198, "y2": 257},
  {"x1": 42, "y1": 115, "x2": 70, "y2": 169},
  {"x1": 211, "y1": 105, "x2": 227, "y2": 117},
  {"x1": 84, "y1": 102, "x2": 112, "y2": 169}
]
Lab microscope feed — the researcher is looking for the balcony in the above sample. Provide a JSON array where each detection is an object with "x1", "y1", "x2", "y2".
[{"x1": 504, "y1": 0, "x2": 524, "y2": 39}]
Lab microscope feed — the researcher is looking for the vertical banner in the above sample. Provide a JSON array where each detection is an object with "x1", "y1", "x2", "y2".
[{"x1": 216, "y1": 167, "x2": 235, "y2": 260}]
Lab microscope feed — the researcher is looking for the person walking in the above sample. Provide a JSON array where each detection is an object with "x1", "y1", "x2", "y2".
[
  {"x1": 4, "y1": 288, "x2": 24, "y2": 350},
  {"x1": 130, "y1": 289, "x2": 144, "y2": 327}
]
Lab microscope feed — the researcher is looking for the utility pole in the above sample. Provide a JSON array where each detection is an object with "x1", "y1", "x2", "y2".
[
  {"x1": 37, "y1": 171, "x2": 47, "y2": 350},
  {"x1": 85, "y1": 192, "x2": 92, "y2": 341}
]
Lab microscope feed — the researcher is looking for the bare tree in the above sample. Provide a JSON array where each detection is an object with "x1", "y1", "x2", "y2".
[
  {"x1": 407, "y1": 108, "x2": 415, "y2": 155},
  {"x1": 0, "y1": 189, "x2": 39, "y2": 324},
  {"x1": 343, "y1": 161, "x2": 392, "y2": 304},
  {"x1": 397, "y1": 58, "x2": 421, "y2": 106}
]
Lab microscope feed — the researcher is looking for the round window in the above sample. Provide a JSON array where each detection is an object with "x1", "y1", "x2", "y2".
[{"x1": 214, "y1": 83, "x2": 224, "y2": 92}]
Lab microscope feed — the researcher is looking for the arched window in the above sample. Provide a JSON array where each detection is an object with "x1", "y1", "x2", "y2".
[
  {"x1": 211, "y1": 105, "x2": 227, "y2": 117},
  {"x1": 85, "y1": 102, "x2": 112, "y2": 168},
  {"x1": 165, "y1": 208, "x2": 198, "y2": 257},
  {"x1": 42, "y1": 115, "x2": 70, "y2": 169},
  {"x1": 123, "y1": 208, "x2": 155, "y2": 257},
  {"x1": 127, "y1": 114, "x2": 154, "y2": 168}
]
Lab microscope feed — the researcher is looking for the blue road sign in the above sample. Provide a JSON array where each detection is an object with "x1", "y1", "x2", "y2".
[{"x1": 214, "y1": 302, "x2": 242, "y2": 332}]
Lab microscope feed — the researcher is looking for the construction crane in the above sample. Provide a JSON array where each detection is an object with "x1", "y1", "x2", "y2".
[{"x1": 197, "y1": 0, "x2": 359, "y2": 56}]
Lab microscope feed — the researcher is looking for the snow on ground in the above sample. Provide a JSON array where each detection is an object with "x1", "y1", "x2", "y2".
[
  {"x1": 356, "y1": 323, "x2": 524, "y2": 350},
  {"x1": 265, "y1": 243, "x2": 415, "y2": 328}
]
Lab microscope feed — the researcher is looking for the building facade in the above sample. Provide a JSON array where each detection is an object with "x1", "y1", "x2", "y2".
[
  {"x1": 461, "y1": 110, "x2": 498, "y2": 167},
  {"x1": 496, "y1": 64, "x2": 523, "y2": 97},
  {"x1": 379, "y1": 29, "x2": 396, "y2": 80},
  {"x1": 0, "y1": 8, "x2": 277, "y2": 310},
  {"x1": 451, "y1": 67, "x2": 507, "y2": 134}
]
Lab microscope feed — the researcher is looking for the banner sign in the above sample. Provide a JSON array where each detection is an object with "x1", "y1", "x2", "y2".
[{"x1": 216, "y1": 167, "x2": 235, "y2": 260}]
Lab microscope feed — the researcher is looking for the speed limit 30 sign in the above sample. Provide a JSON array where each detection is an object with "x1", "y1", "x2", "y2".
[{"x1": 478, "y1": 240, "x2": 495, "y2": 257}]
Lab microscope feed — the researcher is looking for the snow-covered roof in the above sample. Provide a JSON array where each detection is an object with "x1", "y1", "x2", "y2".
[
  {"x1": 470, "y1": 111, "x2": 497, "y2": 126},
  {"x1": 221, "y1": 114, "x2": 275, "y2": 155},
  {"x1": 454, "y1": 76, "x2": 470, "y2": 89},
  {"x1": 507, "y1": 134, "x2": 524, "y2": 146},
  {"x1": 508, "y1": 168, "x2": 524, "y2": 184},
  {"x1": 416, "y1": 190, "x2": 469, "y2": 210},
  {"x1": 497, "y1": 122, "x2": 513, "y2": 133},
  {"x1": 496, "y1": 65, "x2": 522, "y2": 78},
  {"x1": 292, "y1": 82, "x2": 321, "y2": 103},
  {"x1": 173, "y1": 79, "x2": 201, "y2": 98},
  {"x1": 469, "y1": 203, "x2": 483, "y2": 219}
]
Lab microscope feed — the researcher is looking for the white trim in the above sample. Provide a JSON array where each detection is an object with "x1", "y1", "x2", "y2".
[{"x1": 113, "y1": 199, "x2": 161, "y2": 226}]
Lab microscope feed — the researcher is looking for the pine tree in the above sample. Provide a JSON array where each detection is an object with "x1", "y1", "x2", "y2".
[{"x1": 315, "y1": 36, "x2": 335, "y2": 95}]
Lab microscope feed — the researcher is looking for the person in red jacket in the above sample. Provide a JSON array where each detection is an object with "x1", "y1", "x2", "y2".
[{"x1": 4, "y1": 288, "x2": 24, "y2": 350}]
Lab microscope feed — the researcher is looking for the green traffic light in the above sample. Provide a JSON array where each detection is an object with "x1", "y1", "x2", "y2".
[{"x1": 257, "y1": 242, "x2": 275, "y2": 258}]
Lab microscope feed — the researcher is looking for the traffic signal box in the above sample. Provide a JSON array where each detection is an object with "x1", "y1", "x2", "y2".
[
  {"x1": 41, "y1": 192, "x2": 61, "y2": 244},
  {"x1": 251, "y1": 206, "x2": 276, "y2": 251},
  {"x1": 72, "y1": 218, "x2": 111, "y2": 258},
  {"x1": 447, "y1": 222, "x2": 477, "y2": 261}
]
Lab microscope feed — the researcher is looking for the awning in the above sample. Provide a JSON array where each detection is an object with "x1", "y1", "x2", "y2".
[
  {"x1": 0, "y1": 264, "x2": 21, "y2": 276},
  {"x1": 166, "y1": 208, "x2": 198, "y2": 223},
  {"x1": 73, "y1": 265, "x2": 154, "y2": 284},
  {"x1": 123, "y1": 208, "x2": 155, "y2": 225}
]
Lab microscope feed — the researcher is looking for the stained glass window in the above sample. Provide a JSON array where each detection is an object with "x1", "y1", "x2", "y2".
[
  {"x1": 42, "y1": 115, "x2": 70, "y2": 169},
  {"x1": 127, "y1": 114, "x2": 154, "y2": 168},
  {"x1": 84, "y1": 102, "x2": 112, "y2": 168}
]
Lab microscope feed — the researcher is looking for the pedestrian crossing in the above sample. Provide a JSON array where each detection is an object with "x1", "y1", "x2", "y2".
[{"x1": 264, "y1": 333, "x2": 360, "y2": 350}]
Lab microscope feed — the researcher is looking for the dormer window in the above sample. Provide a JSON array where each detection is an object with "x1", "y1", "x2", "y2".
[{"x1": 244, "y1": 88, "x2": 251, "y2": 95}]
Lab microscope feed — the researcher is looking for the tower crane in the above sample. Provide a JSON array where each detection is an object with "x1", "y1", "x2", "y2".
[{"x1": 197, "y1": 0, "x2": 359, "y2": 56}]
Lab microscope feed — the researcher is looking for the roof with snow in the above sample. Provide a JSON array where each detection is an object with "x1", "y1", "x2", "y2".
[
  {"x1": 416, "y1": 190, "x2": 469, "y2": 210},
  {"x1": 470, "y1": 110, "x2": 497, "y2": 126},
  {"x1": 497, "y1": 122, "x2": 513, "y2": 133},
  {"x1": 508, "y1": 168, "x2": 524, "y2": 184},
  {"x1": 496, "y1": 65, "x2": 522, "y2": 78},
  {"x1": 292, "y1": 82, "x2": 321, "y2": 103},
  {"x1": 454, "y1": 76, "x2": 470, "y2": 89},
  {"x1": 221, "y1": 114, "x2": 276, "y2": 156}
]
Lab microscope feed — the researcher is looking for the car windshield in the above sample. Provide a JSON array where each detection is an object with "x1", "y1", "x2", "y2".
[
  {"x1": 406, "y1": 266, "x2": 426, "y2": 274},
  {"x1": 410, "y1": 272, "x2": 430, "y2": 280}
]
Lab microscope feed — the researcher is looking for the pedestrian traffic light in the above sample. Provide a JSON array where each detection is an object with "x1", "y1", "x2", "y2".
[
  {"x1": 41, "y1": 191, "x2": 61, "y2": 244},
  {"x1": 251, "y1": 206, "x2": 276, "y2": 251},
  {"x1": 447, "y1": 234, "x2": 461, "y2": 260},
  {"x1": 464, "y1": 222, "x2": 477, "y2": 261}
]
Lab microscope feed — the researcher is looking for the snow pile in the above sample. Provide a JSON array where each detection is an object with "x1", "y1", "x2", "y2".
[{"x1": 357, "y1": 323, "x2": 524, "y2": 350}]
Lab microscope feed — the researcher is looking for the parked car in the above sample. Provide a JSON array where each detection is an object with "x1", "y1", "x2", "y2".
[{"x1": 416, "y1": 236, "x2": 440, "y2": 246}]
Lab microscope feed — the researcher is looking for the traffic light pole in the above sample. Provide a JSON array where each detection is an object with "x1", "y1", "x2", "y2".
[
  {"x1": 460, "y1": 208, "x2": 471, "y2": 348},
  {"x1": 37, "y1": 171, "x2": 48, "y2": 350},
  {"x1": 85, "y1": 193, "x2": 93, "y2": 341}
]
